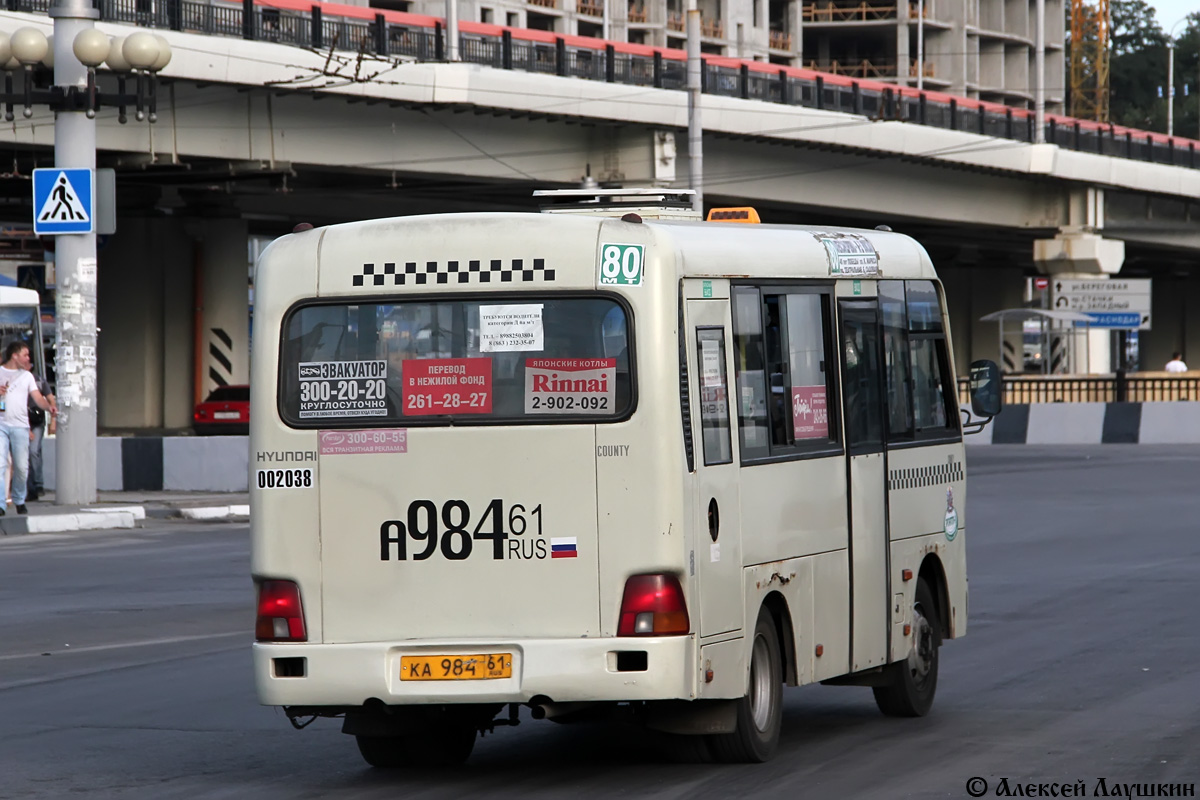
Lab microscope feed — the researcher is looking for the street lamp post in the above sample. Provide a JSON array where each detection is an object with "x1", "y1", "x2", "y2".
[
  {"x1": 3, "y1": 9, "x2": 169, "y2": 505},
  {"x1": 1166, "y1": 18, "x2": 1188, "y2": 137}
]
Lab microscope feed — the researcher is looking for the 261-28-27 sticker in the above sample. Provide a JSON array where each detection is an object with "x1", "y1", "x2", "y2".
[{"x1": 525, "y1": 358, "x2": 616, "y2": 414}]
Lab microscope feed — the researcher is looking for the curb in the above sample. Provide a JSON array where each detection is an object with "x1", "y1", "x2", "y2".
[
  {"x1": 1, "y1": 511, "x2": 139, "y2": 536},
  {"x1": 178, "y1": 505, "x2": 251, "y2": 520},
  {"x1": 0, "y1": 504, "x2": 248, "y2": 536}
]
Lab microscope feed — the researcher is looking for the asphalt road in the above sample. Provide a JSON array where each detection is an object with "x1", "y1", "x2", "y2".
[{"x1": 1, "y1": 446, "x2": 1198, "y2": 799}]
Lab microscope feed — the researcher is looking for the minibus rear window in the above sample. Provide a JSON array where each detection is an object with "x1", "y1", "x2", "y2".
[{"x1": 278, "y1": 296, "x2": 634, "y2": 426}]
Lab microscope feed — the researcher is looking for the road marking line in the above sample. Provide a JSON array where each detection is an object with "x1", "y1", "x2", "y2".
[{"x1": 0, "y1": 631, "x2": 246, "y2": 662}]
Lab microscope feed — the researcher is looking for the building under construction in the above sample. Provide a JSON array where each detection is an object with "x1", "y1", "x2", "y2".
[{"x1": 371, "y1": 0, "x2": 1068, "y2": 113}]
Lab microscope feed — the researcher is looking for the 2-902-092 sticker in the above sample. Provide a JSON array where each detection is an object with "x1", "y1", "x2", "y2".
[{"x1": 524, "y1": 358, "x2": 615, "y2": 414}]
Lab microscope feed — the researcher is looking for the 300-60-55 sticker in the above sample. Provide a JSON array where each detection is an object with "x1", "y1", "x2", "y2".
[
  {"x1": 256, "y1": 468, "x2": 313, "y2": 489},
  {"x1": 380, "y1": 499, "x2": 573, "y2": 561}
]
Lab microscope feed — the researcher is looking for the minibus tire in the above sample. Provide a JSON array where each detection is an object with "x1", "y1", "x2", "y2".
[
  {"x1": 707, "y1": 608, "x2": 783, "y2": 763},
  {"x1": 355, "y1": 735, "x2": 408, "y2": 768},
  {"x1": 873, "y1": 578, "x2": 940, "y2": 717},
  {"x1": 355, "y1": 726, "x2": 476, "y2": 768}
]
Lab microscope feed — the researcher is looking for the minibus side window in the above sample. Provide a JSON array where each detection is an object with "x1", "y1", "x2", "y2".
[
  {"x1": 880, "y1": 280, "x2": 914, "y2": 440},
  {"x1": 731, "y1": 284, "x2": 839, "y2": 464},
  {"x1": 905, "y1": 280, "x2": 959, "y2": 438},
  {"x1": 732, "y1": 287, "x2": 770, "y2": 459}
]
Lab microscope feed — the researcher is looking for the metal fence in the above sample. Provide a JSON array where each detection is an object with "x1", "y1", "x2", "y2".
[
  {"x1": 957, "y1": 374, "x2": 1200, "y2": 405},
  {"x1": 8, "y1": 0, "x2": 1198, "y2": 171}
]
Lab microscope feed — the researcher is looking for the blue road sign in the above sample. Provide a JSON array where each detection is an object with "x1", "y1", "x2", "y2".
[
  {"x1": 1078, "y1": 312, "x2": 1143, "y2": 329},
  {"x1": 33, "y1": 168, "x2": 94, "y2": 235}
]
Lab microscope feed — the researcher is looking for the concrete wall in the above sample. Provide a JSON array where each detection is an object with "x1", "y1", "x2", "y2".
[
  {"x1": 1141, "y1": 273, "x2": 1200, "y2": 372},
  {"x1": 968, "y1": 402, "x2": 1200, "y2": 444},
  {"x1": 98, "y1": 215, "x2": 194, "y2": 429},
  {"x1": 44, "y1": 436, "x2": 249, "y2": 492},
  {"x1": 941, "y1": 263, "x2": 1026, "y2": 376},
  {"x1": 198, "y1": 219, "x2": 251, "y2": 397}
]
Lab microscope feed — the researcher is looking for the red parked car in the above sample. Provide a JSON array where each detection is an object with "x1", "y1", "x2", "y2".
[{"x1": 193, "y1": 385, "x2": 250, "y2": 435}]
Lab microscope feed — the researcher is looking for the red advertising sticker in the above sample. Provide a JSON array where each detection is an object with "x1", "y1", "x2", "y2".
[
  {"x1": 402, "y1": 358, "x2": 492, "y2": 416},
  {"x1": 792, "y1": 386, "x2": 828, "y2": 440},
  {"x1": 525, "y1": 358, "x2": 616, "y2": 415}
]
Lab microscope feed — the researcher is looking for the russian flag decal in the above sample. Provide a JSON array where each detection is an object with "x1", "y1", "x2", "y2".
[{"x1": 550, "y1": 537, "x2": 578, "y2": 558}]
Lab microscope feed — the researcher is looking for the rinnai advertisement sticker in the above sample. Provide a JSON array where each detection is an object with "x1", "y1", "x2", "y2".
[
  {"x1": 525, "y1": 359, "x2": 616, "y2": 414},
  {"x1": 298, "y1": 360, "x2": 388, "y2": 418},
  {"x1": 480, "y1": 304, "x2": 544, "y2": 352},
  {"x1": 403, "y1": 358, "x2": 493, "y2": 416},
  {"x1": 791, "y1": 385, "x2": 828, "y2": 439}
]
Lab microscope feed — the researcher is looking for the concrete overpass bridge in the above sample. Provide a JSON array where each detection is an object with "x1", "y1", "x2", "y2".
[{"x1": 0, "y1": 0, "x2": 1197, "y2": 430}]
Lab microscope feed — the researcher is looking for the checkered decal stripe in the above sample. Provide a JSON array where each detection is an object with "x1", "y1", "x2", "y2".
[
  {"x1": 888, "y1": 462, "x2": 965, "y2": 491},
  {"x1": 353, "y1": 259, "x2": 555, "y2": 287}
]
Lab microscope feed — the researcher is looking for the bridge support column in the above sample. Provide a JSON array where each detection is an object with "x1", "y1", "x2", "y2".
[
  {"x1": 1033, "y1": 227, "x2": 1126, "y2": 374},
  {"x1": 98, "y1": 216, "x2": 193, "y2": 430},
  {"x1": 196, "y1": 219, "x2": 251, "y2": 398}
]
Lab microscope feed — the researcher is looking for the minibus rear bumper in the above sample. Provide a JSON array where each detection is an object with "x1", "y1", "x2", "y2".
[{"x1": 254, "y1": 635, "x2": 697, "y2": 707}]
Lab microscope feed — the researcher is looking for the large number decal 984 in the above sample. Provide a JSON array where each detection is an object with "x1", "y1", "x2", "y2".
[{"x1": 380, "y1": 499, "x2": 548, "y2": 561}]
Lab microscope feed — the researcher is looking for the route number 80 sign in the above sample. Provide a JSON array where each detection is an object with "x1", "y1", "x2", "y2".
[{"x1": 598, "y1": 243, "x2": 645, "y2": 286}]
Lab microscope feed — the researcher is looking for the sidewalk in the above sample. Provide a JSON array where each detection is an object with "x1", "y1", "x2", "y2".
[{"x1": 0, "y1": 491, "x2": 250, "y2": 536}]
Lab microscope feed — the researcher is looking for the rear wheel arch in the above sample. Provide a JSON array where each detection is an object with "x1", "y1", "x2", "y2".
[
  {"x1": 761, "y1": 591, "x2": 798, "y2": 686},
  {"x1": 917, "y1": 555, "x2": 950, "y2": 641}
]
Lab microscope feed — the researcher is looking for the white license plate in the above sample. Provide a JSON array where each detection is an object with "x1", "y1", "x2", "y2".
[{"x1": 214, "y1": 412, "x2": 240, "y2": 420}]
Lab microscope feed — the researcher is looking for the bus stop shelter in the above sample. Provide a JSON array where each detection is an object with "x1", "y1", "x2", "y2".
[{"x1": 980, "y1": 308, "x2": 1094, "y2": 374}]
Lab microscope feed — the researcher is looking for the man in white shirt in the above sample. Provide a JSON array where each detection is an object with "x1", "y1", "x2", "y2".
[
  {"x1": 0, "y1": 342, "x2": 57, "y2": 515},
  {"x1": 1165, "y1": 353, "x2": 1188, "y2": 373}
]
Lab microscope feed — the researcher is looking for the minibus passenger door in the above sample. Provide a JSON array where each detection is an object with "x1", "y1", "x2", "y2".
[
  {"x1": 686, "y1": 295, "x2": 743, "y2": 638},
  {"x1": 838, "y1": 298, "x2": 890, "y2": 672}
]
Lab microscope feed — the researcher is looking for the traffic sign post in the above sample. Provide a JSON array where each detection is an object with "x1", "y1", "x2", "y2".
[{"x1": 1052, "y1": 278, "x2": 1152, "y2": 330}]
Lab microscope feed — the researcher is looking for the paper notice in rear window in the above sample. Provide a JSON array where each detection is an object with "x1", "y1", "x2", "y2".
[
  {"x1": 403, "y1": 358, "x2": 493, "y2": 416},
  {"x1": 525, "y1": 358, "x2": 616, "y2": 414},
  {"x1": 297, "y1": 360, "x2": 388, "y2": 418},
  {"x1": 480, "y1": 304, "x2": 544, "y2": 352}
]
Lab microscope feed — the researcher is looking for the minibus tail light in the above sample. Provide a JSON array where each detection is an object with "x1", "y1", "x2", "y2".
[
  {"x1": 618, "y1": 574, "x2": 689, "y2": 636},
  {"x1": 256, "y1": 580, "x2": 307, "y2": 642}
]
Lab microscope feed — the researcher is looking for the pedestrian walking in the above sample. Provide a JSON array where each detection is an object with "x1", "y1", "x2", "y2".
[
  {"x1": 0, "y1": 342, "x2": 57, "y2": 515},
  {"x1": 1165, "y1": 352, "x2": 1188, "y2": 373}
]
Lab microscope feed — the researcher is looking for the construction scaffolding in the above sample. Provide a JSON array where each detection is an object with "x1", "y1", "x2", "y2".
[{"x1": 1069, "y1": 0, "x2": 1110, "y2": 121}]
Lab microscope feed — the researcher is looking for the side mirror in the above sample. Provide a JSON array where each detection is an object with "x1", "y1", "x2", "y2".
[{"x1": 969, "y1": 359, "x2": 1003, "y2": 418}]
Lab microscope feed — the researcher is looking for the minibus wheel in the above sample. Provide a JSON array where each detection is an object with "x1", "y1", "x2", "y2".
[
  {"x1": 708, "y1": 607, "x2": 783, "y2": 763},
  {"x1": 873, "y1": 578, "x2": 940, "y2": 717}
]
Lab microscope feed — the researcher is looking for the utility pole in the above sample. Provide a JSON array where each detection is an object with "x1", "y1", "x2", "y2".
[
  {"x1": 445, "y1": 0, "x2": 458, "y2": 61},
  {"x1": 916, "y1": 0, "x2": 924, "y2": 91},
  {"x1": 52, "y1": 0, "x2": 100, "y2": 505},
  {"x1": 1035, "y1": 0, "x2": 1046, "y2": 142},
  {"x1": 686, "y1": 0, "x2": 702, "y2": 214},
  {"x1": 1167, "y1": 40, "x2": 1174, "y2": 136}
]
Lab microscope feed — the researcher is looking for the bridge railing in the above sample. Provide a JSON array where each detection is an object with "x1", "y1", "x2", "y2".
[
  {"x1": 12, "y1": 0, "x2": 1198, "y2": 170},
  {"x1": 956, "y1": 373, "x2": 1200, "y2": 405}
]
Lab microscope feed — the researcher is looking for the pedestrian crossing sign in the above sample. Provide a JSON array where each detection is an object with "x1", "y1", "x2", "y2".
[{"x1": 33, "y1": 168, "x2": 94, "y2": 235}]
